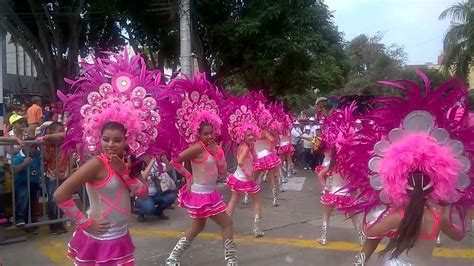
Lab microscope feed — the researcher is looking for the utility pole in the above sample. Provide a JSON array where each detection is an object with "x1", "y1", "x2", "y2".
[{"x1": 179, "y1": 0, "x2": 192, "y2": 78}]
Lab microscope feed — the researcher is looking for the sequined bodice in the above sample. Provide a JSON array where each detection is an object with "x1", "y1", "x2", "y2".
[
  {"x1": 279, "y1": 136, "x2": 290, "y2": 146},
  {"x1": 234, "y1": 152, "x2": 253, "y2": 181},
  {"x1": 85, "y1": 156, "x2": 131, "y2": 240},
  {"x1": 254, "y1": 139, "x2": 271, "y2": 158},
  {"x1": 191, "y1": 151, "x2": 218, "y2": 186},
  {"x1": 322, "y1": 154, "x2": 347, "y2": 194}
]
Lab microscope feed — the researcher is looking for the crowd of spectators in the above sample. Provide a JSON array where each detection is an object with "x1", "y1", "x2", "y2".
[{"x1": 0, "y1": 96, "x2": 180, "y2": 238}]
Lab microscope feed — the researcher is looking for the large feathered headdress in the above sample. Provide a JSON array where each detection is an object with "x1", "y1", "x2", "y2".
[
  {"x1": 337, "y1": 71, "x2": 474, "y2": 232},
  {"x1": 58, "y1": 49, "x2": 170, "y2": 157}
]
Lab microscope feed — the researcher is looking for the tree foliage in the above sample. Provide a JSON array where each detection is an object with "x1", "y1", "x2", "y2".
[
  {"x1": 2, "y1": 0, "x2": 127, "y2": 97},
  {"x1": 193, "y1": 0, "x2": 347, "y2": 111},
  {"x1": 3, "y1": 0, "x2": 346, "y2": 109},
  {"x1": 342, "y1": 32, "x2": 407, "y2": 95},
  {"x1": 439, "y1": 0, "x2": 474, "y2": 83}
]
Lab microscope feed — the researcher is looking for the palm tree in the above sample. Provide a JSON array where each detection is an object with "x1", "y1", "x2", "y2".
[{"x1": 439, "y1": 0, "x2": 474, "y2": 83}]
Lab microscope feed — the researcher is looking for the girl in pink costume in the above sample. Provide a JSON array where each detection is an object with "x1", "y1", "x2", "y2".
[
  {"x1": 247, "y1": 93, "x2": 282, "y2": 207},
  {"x1": 274, "y1": 108, "x2": 295, "y2": 184},
  {"x1": 338, "y1": 72, "x2": 473, "y2": 265},
  {"x1": 315, "y1": 102, "x2": 366, "y2": 246},
  {"x1": 315, "y1": 103, "x2": 366, "y2": 245},
  {"x1": 224, "y1": 104, "x2": 264, "y2": 237},
  {"x1": 54, "y1": 51, "x2": 168, "y2": 265},
  {"x1": 165, "y1": 74, "x2": 237, "y2": 266}
]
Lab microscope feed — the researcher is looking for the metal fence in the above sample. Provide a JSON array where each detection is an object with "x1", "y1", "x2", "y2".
[{"x1": 0, "y1": 139, "x2": 87, "y2": 245}]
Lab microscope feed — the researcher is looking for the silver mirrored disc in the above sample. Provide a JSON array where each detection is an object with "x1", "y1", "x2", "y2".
[
  {"x1": 457, "y1": 172, "x2": 471, "y2": 189},
  {"x1": 374, "y1": 141, "x2": 390, "y2": 157},
  {"x1": 366, "y1": 205, "x2": 387, "y2": 224},
  {"x1": 446, "y1": 140, "x2": 464, "y2": 156},
  {"x1": 368, "y1": 157, "x2": 382, "y2": 173},
  {"x1": 457, "y1": 156, "x2": 471, "y2": 173},
  {"x1": 370, "y1": 174, "x2": 384, "y2": 190},
  {"x1": 403, "y1": 110, "x2": 434, "y2": 133},
  {"x1": 388, "y1": 128, "x2": 405, "y2": 143},
  {"x1": 379, "y1": 190, "x2": 390, "y2": 204},
  {"x1": 430, "y1": 128, "x2": 449, "y2": 144}
]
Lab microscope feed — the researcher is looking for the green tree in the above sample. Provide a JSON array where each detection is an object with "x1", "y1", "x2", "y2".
[
  {"x1": 439, "y1": 0, "x2": 474, "y2": 83},
  {"x1": 342, "y1": 32, "x2": 407, "y2": 95},
  {"x1": 1, "y1": 0, "x2": 126, "y2": 97},
  {"x1": 192, "y1": 0, "x2": 347, "y2": 111},
  {"x1": 397, "y1": 67, "x2": 450, "y2": 88}
]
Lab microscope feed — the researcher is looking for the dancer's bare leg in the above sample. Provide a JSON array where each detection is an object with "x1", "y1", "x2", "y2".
[{"x1": 226, "y1": 191, "x2": 240, "y2": 216}]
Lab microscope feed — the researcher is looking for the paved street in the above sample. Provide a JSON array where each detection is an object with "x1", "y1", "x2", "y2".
[{"x1": 1, "y1": 168, "x2": 473, "y2": 266}]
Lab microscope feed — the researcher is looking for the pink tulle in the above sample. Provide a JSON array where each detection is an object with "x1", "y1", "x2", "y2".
[
  {"x1": 226, "y1": 174, "x2": 261, "y2": 194},
  {"x1": 253, "y1": 153, "x2": 281, "y2": 171},
  {"x1": 379, "y1": 134, "x2": 461, "y2": 207},
  {"x1": 320, "y1": 193, "x2": 356, "y2": 209},
  {"x1": 68, "y1": 229, "x2": 135, "y2": 266},
  {"x1": 277, "y1": 144, "x2": 295, "y2": 155},
  {"x1": 178, "y1": 185, "x2": 227, "y2": 218}
]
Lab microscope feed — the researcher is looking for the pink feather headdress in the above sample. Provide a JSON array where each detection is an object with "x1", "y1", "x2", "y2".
[
  {"x1": 171, "y1": 73, "x2": 225, "y2": 145},
  {"x1": 243, "y1": 91, "x2": 273, "y2": 130},
  {"x1": 336, "y1": 71, "x2": 474, "y2": 230},
  {"x1": 223, "y1": 95, "x2": 260, "y2": 144},
  {"x1": 58, "y1": 49, "x2": 168, "y2": 156}
]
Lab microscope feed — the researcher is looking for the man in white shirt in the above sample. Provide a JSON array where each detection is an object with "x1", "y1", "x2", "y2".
[
  {"x1": 291, "y1": 120, "x2": 303, "y2": 167},
  {"x1": 309, "y1": 117, "x2": 319, "y2": 137},
  {"x1": 300, "y1": 126, "x2": 313, "y2": 170}
]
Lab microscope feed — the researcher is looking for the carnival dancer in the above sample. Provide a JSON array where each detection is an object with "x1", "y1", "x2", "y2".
[
  {"x1": 224, "y1": 102, "x2": 264, "y2": 237},
  {"x1": 165, "y1": 74, "x2": 237, "y2": 266},
  {"x1": 273, "y1": 106, "x2": 294, "y2": 185},
  {"x1": 344, "y1": 72, "x2": 473, "y2": 265},
  {"x1": 53, "y1": 50, "x2": 167, "y2": 265},
  {"x1": 249, "y1": 94, "x2": 282, "y2": 207},
  {"x1": 315, "y1": 103, "x2": 365, "y2": 246}
]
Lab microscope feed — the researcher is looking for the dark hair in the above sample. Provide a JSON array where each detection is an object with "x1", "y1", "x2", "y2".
[
  {"x1": 32, "y1": 96, "x2": 42, "y2": 105},
  {"x1": 381, "y1": 172, "x2": 433, "y2": 259},
  {"x1": 47, "y1": 122, "x2": 64, "y2": 133},
  {"x1": 198, "y1": 121, "x2": 213, "y2": 134},
  {"x1": 101, "y1": 121, "x2": 126, "y2": 135}
]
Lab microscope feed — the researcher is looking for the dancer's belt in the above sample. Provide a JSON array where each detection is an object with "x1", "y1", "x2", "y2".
[
  {"x1": 191, "y1": 184, "x2": 215, "y2": 194},
  {"x1": 280, "y1": 141, "x2": 290, "y2": 146},
  {"x1": 256, "y1": 149, "x2": 271, "y2": 158}
]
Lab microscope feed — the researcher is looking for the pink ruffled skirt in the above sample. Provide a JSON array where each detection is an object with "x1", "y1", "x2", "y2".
[
  {"x1": 178, "y1": 185, "x2": 227, "y2": 218},
  {"x1": 320, "y1": 193, "x2": 355, "y2": 209},
  {"x1": 68, "y1": 228, "x2": 135, "y2": 266},
  {"x1": 253, "y1": 153, "x2": 281, "y2": 171},
  {"x1": 277, "y1": 144, "x2": 295, "y2": 155},
  {"x1": 226, "y1": 174, "x2": 261, "y2": 194}
]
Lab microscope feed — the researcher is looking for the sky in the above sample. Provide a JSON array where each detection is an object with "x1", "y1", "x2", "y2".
[{"x1": 326, "y1": 0, "x2": 459, "y2": 65}]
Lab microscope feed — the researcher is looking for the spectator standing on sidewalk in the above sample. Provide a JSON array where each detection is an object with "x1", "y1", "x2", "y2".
[
  {"x1": 136, "y1": 155, "x2": 177, "y2": 222},
  {"x1": 12, "y1": 139, "x2": 42, "y2": 234},
  {"x1": 26, "y1": 96, "x2": 43, "y2": 137},
  {"x1": 300, "y1": 126, "x2": 313, "y2": 170},
  {"x1": 290, "y1": 120, "x2": 303, "y2": 168},
  {"x1": 41, "y1": 122, "x2": 68, "y2": 235}
]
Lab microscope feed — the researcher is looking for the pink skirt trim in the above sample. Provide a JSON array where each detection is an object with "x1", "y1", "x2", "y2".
[
  {"x1": 277, "y1": 144, "x2": 295, "y2": 155},
  {"x1": 226, "y1": 174, "x2": 261, "y2": 194},
  {"x1": 320, "y1": 193, "x2": 356, "y2": 209},
  {"x1": 68, "y1": 229, "x2": 135, "y2": 266},
  {"x1": 178, "y1": 185, "x2": 227, "y2": 218},
  {"x1": 253, "y1": 153, "x2": 281, "y2": 171}
]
